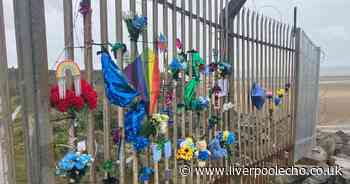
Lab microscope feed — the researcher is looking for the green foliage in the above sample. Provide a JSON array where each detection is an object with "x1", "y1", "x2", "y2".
[{"x1": 139, "y1": 119, "x2": 157, "y2": 138}]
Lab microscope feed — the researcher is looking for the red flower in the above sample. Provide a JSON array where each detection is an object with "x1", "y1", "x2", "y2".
[
  {"x1": 50, "y1": 85, "x2": 60, "y2": 106},
  {"x1": 80, "y1": 80, "x2": 98, "y2": 110},
  {"x1": 84, "y1": 91, "x2": 98, "y2": 110},
  {"x1": 81, "y1": 79, "x2": 93, "y2": 92},
  {"x1": 56, "y1": 99, "x2": 69, "y2": 112},
  {"x1": 71, "y1": 95, "x2": 85, "y2": 111},
  {"x1": 49, "y1": 79, "x2": 98, "y2": 112}
]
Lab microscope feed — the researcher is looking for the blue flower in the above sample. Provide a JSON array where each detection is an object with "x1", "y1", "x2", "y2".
[
  {"x1": 226, "y1": 132, "x2": 236, "y2": 145},
  {"x1": 169, "y1": 57, "x2": 182, "y2": 71},
  {"x1": 57, "y1": 152, "x2": 93, "y2": 172},
  {"x1": 132, "y1": 16, "x2": 147, "y2": 30},
  {"x1": 63, "y1": 151, "x2": 77, "y2": 161},
  {"x1": 75, "y1": 154, "x2": 92, "y2": 170},
  {"x1": 191, "y1": 96, "x2": 209, "y2": 111},
  {"x1": 218, "y1": 62, "x2": 232, "y2": 75},
  {"x1": 124, "y1": 102, "x2": 147, "y2": 151},
  {"x1": 58, "y1": 159, "x2": 74, "y2": 171},
  {"x1": 133, "y1": 136, "x2": 150, "y2": 152},
  {"x1": 198, "y1": 151, "x2": 210, "y2": 161},
  {"x1": 209, "y1": 138, "x2": 227, "y2": 159},
  {"x1": 139, "y1": 167, "x2": 154, "y2": 183}
]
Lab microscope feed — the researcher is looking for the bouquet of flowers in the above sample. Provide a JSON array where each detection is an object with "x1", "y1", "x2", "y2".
[
  {"x1": 123, "y1": 12, "x2": 147, "y2": 41},
  {"x1": 56, "y1": 151, "x2": 93, "y2": 183},
  {"x1": 50, "y1": 79, "x2": 97, "y2": 113}
]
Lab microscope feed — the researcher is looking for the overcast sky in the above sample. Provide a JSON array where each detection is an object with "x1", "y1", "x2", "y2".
[{"x1": 2, "y1": 0, "x2": 350, "y2": 74}]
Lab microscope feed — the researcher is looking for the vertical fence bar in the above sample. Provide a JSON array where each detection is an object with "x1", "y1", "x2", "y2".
[
  {"x1": 63, "y1": 0, "x2": 74, "y2": 59},
  {"x1": 129, "y1": 0, "x2": 139, "y2": 182},
  {"x1": 163, "y1": 1, "x2": 170, "y2": 184},
  {"x1": 262, "y1": 17, "x2": 268, "y2": 183},
  {"x1": 255, "y1": 12, "x2": 262, "y2": 184},
  {"x1": 207, "y1": 1, "x2": 213, "y2": 183},
  {"x1": 188, "y1": 0, "x2": 193, "y2": 138},
  {"x1": 63, "y1": 0, "x2": 76, "y2": 150},
  {"x1": 270, "y1": 19, "x2": 276, "y2": 167},
  {"x1": 115, "y1": 0, "x2": 125, "y2": 183},
  {"x1": 181, "y1": 0, "x2": 186, "y2": 139},
  {"x1": 188, "y1": 1, "x2": 194, "y2": 184},
  {"x1": 229, "y1": 6, "x2": 235, "y2": 136},
  {"x1": 181, "y1": 0, "x2": 187, "y2": 183},
  {"x1": 194, "y1": 3, "x2": 201, "y2": 184},
  {"x1": 277, "y1": 22, "x2": 282, "y2": 158},
  {"x1": 100, "y1": 0, "x2": 112, "y2": 172},
  {"x1": 82, "y1": 1, "x2": 96, "y2": 182},
  {"x1": 224, "y1": 1, "x2": 229, "y2": 183},
  {"x1": 246, "y1": 10, "x2": 251, "y2": 115},
  {"x1": 241, "y1": 8, "x2": 247, "y2": 167},
  {"x1": 0, "y1": 0, "x2": 16, "y2": 182},
  {"x1": 212, "y1": 0, "x2": 219, "y2": 150},
  {"x1": 152, "y1": 1, "x2": 160, "y2": 183},
  {"x1": 241, "y1": 9, "x2": 246, "y2": 116},
  {"x1": 291, "y1": 28, "x2": 297, "y2": 163},
  {"x1": 171, "y1": 1, "x2": 178, "y2": 183},
  {"x1": 267, "y1": 19, "x2": 272, "y2": 164},
  {"x1": 281, "y1": 24, "x2": 286, "y2": 158},
  {"x1": 286, "y1": 26, "x2": 292, "y2": 158},
  {"x1": 255, "y1": 12, "x2": 261, "y2": 164},
  {"x1": 13, "y1": 0, "x2": 55, "y2": 182},
  {"x1": 236, "y1": 10, "x2": 242, "y2": 167},
  {"x1": 224, "y1": 0, "x2": 229, "y2": 132},
  {"x1": 142, "y1": 0, "x2": 148, "y2": 51},
  {"x1": 202, "y1": 0, "x2": 207, "y2": 140},
  {"x1": 141, "y1": 1, "x2": 151, "y2": 184},
  {"x1": 246, "y1": 10, "x2": 252, "y2": 173},
  {"x1": 261, "y1": 15, "x2": 266, "y2": 164},
  {"x1": 250, "y1": 11, "x2": 256, "y2": 169},
  {"x1": 195, "y1": 0, "x2": 200, "y2": 150}
]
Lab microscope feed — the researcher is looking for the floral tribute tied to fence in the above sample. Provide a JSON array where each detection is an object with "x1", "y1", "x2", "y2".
[
  {"x1": 0, "y1": 0, "x2": 322, "y2": 183},
  {"x1": 46, "y1": 0, "x2": 297, "y2": 183}
]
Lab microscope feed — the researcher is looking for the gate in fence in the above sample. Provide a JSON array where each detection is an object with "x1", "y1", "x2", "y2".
[{"x1": 0, "y1": 0, "x2": 320, "y2": 184}]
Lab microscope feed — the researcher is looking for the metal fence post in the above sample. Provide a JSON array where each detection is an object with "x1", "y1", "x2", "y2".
[
  {"x1": 0, "y1": 0, "x2": 16, "y2": 183},
  {"x1": 13, "y1": 0, "x2": 55, "y2": 183}
]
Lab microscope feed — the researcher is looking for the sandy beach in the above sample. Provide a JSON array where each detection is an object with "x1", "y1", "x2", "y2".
[{"x1": 319, "y1": 76, "x2": 350, "y2": 125}]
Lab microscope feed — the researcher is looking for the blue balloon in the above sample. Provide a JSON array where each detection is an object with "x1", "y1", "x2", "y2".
[
  {"x1": 274, "y1": 96, "x2": 281, "y2": 106},
  {"x1": 251, "y1": 83, "x2": 266, "y2": 110}
]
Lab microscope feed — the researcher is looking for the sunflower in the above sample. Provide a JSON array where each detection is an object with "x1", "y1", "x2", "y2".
[{"x1": 176, "y1": 147, "x2": 193, "y2": 161}]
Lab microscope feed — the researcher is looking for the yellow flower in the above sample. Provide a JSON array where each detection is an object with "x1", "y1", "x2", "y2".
[
  {"x1": 180, "y1": 138, "x2": 195, "y2": 151},
  {"x1": 276, "y1": 88, "x2": 285, "y2": 97},
  {"x1": 223, "y1": 131, "x2": 229, "y2": 142},
  {"x1": 176, "y1": 147, "x2": 193, "y2": 161},
  {"x1": 152, "y1": 114, "x2": 169, "y2": 123}
]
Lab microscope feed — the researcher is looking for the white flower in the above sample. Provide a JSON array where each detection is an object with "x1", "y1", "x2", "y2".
[{"x1": 223, "y1": 102, "x2": 235, "y2": 112}]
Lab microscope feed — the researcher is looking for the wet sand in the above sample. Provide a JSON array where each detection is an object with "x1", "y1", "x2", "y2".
[{"x1": 319, "y1": 76, "x2": 350, "y2": 125}]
